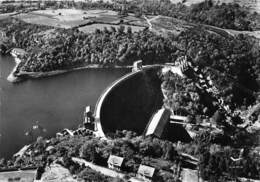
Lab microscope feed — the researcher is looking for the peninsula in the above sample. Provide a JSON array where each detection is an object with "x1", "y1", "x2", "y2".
[{"x1": 0, "y1": 0, "x2": 259, "y2": 82}]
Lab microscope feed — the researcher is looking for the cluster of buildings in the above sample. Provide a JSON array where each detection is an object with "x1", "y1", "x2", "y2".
[
  {"x1": 107, "y1": 155, "x2": 157, "y2": 182},
  {"x1": 55, "y1": 106, "x2": 94, "y2": 137}
]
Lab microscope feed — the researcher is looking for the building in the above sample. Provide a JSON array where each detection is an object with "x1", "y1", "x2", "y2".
[
  {"x1": 0, "y1": 168, "x2": 39, "y2": 182},
  {"x1": 10, "y1": 48, "x2": 27, "y2": 58},
  {"x1": 144, "y1": 108, "x2": 171, "y2": 138},
  {"x1": 84, "y1": 106, "x2": 91, "y2": 123},
  {"x1": 137, "y1": 165, "x2": 156, "y2": 182},
  {"x1": 132, "y1": 60, "x2": 142, "y2": 72},
  {"x1": 45, "y1": 146, "x2": 55, "y2": 153},
  {"x1": 169, "y1": 115, "x2": 188, "y2": 124},
  {"x1": 13, "y1": 144, "x2": 30, "y2": 158},
  {"x1": 56, "y1": 128, "x2": 74, "y2": 137},
  {"x1": 83, "y1": 106, "x2": 94, "y2": 130},
  {"x1": 107, "y1": 155, "x2": 124, "y2": 171}
]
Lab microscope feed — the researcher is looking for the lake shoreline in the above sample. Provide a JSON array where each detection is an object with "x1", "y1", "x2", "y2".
[
  {"x1": 1, "y1": 55, "x2": 130, "y2": 159},
  {"x1": 7, "y1": 56, "x2": 22, "y2": 83},
  {"x1": 7, "y1": 56, "x2": 133, "y2": 83}
]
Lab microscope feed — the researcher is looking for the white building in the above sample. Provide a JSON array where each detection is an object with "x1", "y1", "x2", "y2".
[
  {"x1": 137, "y1": 165, "x2": 156, "y2": 182},
  {"x1": 107, "y1": 155, "x2": 124, "y2": 171},
  {"x1": 144, "y1": 108, "x2": 171, "y2": 138}
]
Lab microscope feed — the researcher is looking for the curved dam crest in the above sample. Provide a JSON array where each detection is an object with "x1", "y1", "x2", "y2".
[{"x1": 94, "y1": 66, "x2": 164, "y2": 137}]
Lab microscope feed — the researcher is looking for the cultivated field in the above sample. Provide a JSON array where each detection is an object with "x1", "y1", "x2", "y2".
[
  {"x1": 14, "y1": 9, "x2": 148, "y2": 31},
  {"x1": 79, "y1": 23, "x2": 145, "y2": 33},
  {"x1": 0, "y1": 12, "x2": 17, "y2": 20},
  {"x1": 14, "y1": 9, "x2": 95, "y2": 28}
]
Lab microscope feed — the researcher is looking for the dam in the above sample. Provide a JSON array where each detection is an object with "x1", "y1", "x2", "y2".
[
  {"x1": 94, "y1": 62, "x2": 192, "y2": 142},
  {"x1": 94, "y1": 65, "x2": 164, "y2": 137},
  {"x1": 94, "y1": 64, "x2": 192, "y2": 142}
]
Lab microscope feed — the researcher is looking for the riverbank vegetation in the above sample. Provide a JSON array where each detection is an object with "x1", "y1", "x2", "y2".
[{"x1": 0, "y1": 17, "x2": 178, "y2": 72}]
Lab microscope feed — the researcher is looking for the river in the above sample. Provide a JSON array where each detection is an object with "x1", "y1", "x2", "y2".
[{"x1": 0, "y1": 55, "x2": 129, "y2": 159}]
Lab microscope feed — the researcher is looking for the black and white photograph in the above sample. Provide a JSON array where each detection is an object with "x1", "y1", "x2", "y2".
[{"x1": 0, "y1": 0, "x2": 259, "y2": 181}]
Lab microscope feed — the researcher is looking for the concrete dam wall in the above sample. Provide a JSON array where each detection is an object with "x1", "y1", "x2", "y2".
[{"x1": 95, "y1": 67, "x2": 164, "y2": 136}]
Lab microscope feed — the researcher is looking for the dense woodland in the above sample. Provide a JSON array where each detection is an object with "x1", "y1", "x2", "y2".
[
  {"x1": 161, "y1": 27, "x2": 260, "y2": 115},
  {"x1": 0, "y1": 132, "x2": 180, "y2": 182},
  {"x1": 159, "y1": 29, "x2": 260, "y2": 181},
  {"x1": 137, "y1": 0, "x2": 260, "y2": 31},
  {"x1": 0, "y1": 129, "x2": 259, "y2": 181},
  {"x1": 0, "y1": 18, "x2": 178, "y2": 71}
]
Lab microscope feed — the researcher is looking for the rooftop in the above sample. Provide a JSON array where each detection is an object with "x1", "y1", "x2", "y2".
[
  {"x1": 107, "y1": 155, "x2": 124, "y2": 167},
  {"x1": 144, "y1": 108, "x2": 171, "y2": 137},
  {"x1": 137, "y1": 165, "x2": 155, "y2": 177}
]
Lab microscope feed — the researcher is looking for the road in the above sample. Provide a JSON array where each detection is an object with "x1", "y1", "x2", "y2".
[{"x1": 72, "y1": 157, "x2": 126, "y2": 179}]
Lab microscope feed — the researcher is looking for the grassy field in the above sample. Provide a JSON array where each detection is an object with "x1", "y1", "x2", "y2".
[
  {"x1": 79, "y1": 23, "x2": 145, "y2": 33},
  {"x1": 13, "y1": 9, "x2": 148, "y2": 32},
  {"x1": 150, "y1": 15, "x2": 194, "y2": 36},
  {"x1": 14, "y1": 9, "x2": 95, "y2": 28},
  {"x1": 0, "y1": 12, "x2": 17, "y2": 20}
]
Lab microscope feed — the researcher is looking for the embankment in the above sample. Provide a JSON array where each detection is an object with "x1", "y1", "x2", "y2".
[{"x1": 7, "y1": 57, "x2": 22, "y2": 82}]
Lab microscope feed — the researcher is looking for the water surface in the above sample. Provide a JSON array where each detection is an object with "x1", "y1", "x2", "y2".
[{"x1": 0, "y1": 55, "x2": 129, "y2": 159}]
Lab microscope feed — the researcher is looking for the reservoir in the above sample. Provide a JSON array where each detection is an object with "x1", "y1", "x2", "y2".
[{"x1": 0, "y1": 55, "x2": 129, "y2": 159}]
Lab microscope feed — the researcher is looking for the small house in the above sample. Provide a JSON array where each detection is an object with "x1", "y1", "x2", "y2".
[
  {"x1": 107, "y1": 155, "x2": 124, "y2": 171},
  {"x1": 11, "y1": 48, "x2": 27, "y2": 58},
  {"x1": 132, "y1": 60, "x2": 142, "y2": 72},
  {"x1": 45, "y1": 146, "x2": 55, "y2": 154},
  {"x1": 137, "y1": 165, "x2": 156, "y2": 182}
]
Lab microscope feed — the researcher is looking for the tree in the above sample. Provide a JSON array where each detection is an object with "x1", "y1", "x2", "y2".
[
  {"x1": 80, "y1": 140, "x2": 99, "y2": 163},
  {"x1": 117, "y1": 25, "x2": 125, "y2": 35},
  {"x1": 0, "y1": 44, "x2": 7, "y2": 54},
  {"x1": 0, "y1": 158, "x2": 6, "y2": 168},
  {"x1": 127, "y1": 26, "x2": 132, "y2": 35},
  {"x1": 78, "y1": 167, "x2": 112, "y2": 182}
]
